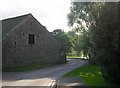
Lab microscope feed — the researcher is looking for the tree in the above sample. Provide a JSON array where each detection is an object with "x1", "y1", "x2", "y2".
[
  {"x1": 75, "y1": 29, "x2": 90, "y2": 57},
  {"x1": 92, "y1": 3, "x2": 119, "y2": 84},
  {"x1": 51, "y1": 29, "x2": 72, "y2": 53},
  {"x1": 67, "y1": 2, "x2": 92, "y2": 57},
  {"x1": 68, "y1": 2, "x2": 119, "y2": 84},
  {"x1": 67, "y1": 30, "x2": 78, "y2": 55}
]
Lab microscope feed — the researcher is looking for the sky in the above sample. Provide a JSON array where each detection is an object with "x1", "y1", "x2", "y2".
[{"x1": 0, "y1": 0, "x2": 71, "y2": 32}]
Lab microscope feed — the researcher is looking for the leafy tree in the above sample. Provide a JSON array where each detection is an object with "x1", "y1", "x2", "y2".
[
  {"x1": 51, "y1": 29, "x2": 72, "y2": 53},
  {"x1": 67, "y1": 2, "x2": 92, "y2": 57},
  {"x1": 93, "y1": 3, "x2": 119, "y2": 84},
  {"x1": 75, "y1": 29, "x2": 90, "y2": 57},
  {"x1": 66, "y1": 29, "x2": 90, "y2": 57},
  {"x1": 67, "y1": 30, "x2": 78, "y2": 55},
  {"x1": 68, "y1": 2, "x2": 119, "y2": 84}
]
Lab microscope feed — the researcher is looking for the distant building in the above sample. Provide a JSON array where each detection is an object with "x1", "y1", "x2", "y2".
[{"x1": 2, "y1": 14, "x2": 66, "y2": 68}]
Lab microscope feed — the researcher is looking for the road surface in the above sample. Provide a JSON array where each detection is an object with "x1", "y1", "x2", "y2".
[{"x1": 2, "y1": 59, "x2": 87, "y2": 86}]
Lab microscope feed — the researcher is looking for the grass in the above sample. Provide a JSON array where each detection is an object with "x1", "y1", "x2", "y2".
[
  {"x1": 67, "y1": 56, "x2": 80, "y2": 58},
  {"x1": 3, "y1": 63, "x2": 61, "y2": 72},
  {"x1": 67, "y1": 56, "x2": 88, "y2": 60},
  {"x1": 67, "y1": 56, "x2": 87, "y2": 59},
  {"x1": 64, "y1": 64, "x2": 111, "y2": 86}
]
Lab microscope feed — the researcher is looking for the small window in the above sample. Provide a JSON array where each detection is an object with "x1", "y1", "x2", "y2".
[
  {"x1": 15, "y1": 42, "x2": 16, "y2": 48},
  {"x1": 29, "y1": 34, "x2": 35, "y2": 44},
  {"x1": 14, "y1": 42, "x2": 16, "y2": 52}
]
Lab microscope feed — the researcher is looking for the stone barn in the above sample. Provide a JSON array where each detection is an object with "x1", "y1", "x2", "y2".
[{"x1": 2, "y1": 14, "x2": 66, "y2": 68}]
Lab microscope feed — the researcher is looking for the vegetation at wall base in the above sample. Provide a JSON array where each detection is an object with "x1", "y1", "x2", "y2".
[
  {"x1": 67, "y1": 55, "x2": 80, "y2": 58},
  {"x1": 2, "y1": 63, "x2": 64, "y2": 72},
  {"x1": 64, "y1": 64, "x2": 116, "y2": 87},
  {"x1": 66, "y1": 56, "x2": 89, "y2": 61}
]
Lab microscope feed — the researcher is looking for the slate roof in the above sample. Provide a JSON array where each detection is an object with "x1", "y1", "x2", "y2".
[{"x1": 2, "y1": 14, "x2": 31, "y2": 37}]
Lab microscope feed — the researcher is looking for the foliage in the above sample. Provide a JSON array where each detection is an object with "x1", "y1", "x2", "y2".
[
  {"x1": 75, "y1": 30, "x2": 90, "y2": 57},
  {"x1": 64, "y1": 64, "x2": 111, "y2": 86},
  {"x1": 3, "y1": 63, "x2": 60, "y2": 72},
  {"x1": 51, "y1": 29, "x2": 72, "y2": 53},
  {"x1": 67, "y1": 30, "x2": 78, "y2": 50},
  {"x1": 67, "y1": 2, "x2": 92, "y2": 57},
  {"x1": 66, "y1": 30, "x2": 79, "y2": 55},
  {"x1": 67, "y1": 2, "x2": 119, "y2": 84},
  {"x1": 89, "y1": 3, "x2": 119, "y2": 84},
  {"x1": 66, "y1": 29, "x2": 90, "y2": 56}
]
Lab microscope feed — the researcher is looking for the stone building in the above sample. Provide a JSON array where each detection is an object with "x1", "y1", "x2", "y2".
[{"x1": 2, "y1": 14, "x2": 66, "y2": 68}]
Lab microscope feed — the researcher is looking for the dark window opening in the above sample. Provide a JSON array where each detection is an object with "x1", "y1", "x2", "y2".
[
  {"x1": 29, "y1": 34, "x2": 35, "y2": 44},
  {"x1": 15, "y1": 42, "x2": 16, "y2": 48},
  {"x1": 14, "y1": 42, "x2": 16, "y2": 52}
]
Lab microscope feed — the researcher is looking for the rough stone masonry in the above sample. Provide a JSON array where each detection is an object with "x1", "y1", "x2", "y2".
[{"x1": 2, "y1": 14, "x2": 66, "y2": 68}]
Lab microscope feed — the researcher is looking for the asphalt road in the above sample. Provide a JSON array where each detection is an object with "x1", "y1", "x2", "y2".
[{"x1": 2, "y1": 59, "x2": 87, "y2": 86}]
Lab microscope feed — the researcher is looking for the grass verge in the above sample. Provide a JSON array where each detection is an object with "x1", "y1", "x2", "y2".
[
  {"x1": 66, "y1": 56, "x2": 88, "y2": 60},
  {"x1": 67, "y1": 56, "x2": 80, "y2": 58},
  {"x1": 3, "y1": 63, "x2": 61, "y2": 72},
  {"x1": 64, "y1": 64, "x2": 111, "y2": 86}
]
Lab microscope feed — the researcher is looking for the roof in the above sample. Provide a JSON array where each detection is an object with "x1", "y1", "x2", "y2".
[{"x1": 2, "y1": 13, "x2": 31, "y2": 37}]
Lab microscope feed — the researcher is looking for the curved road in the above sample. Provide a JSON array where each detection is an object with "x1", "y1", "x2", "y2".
[{"x1": 2, "y1": 59, "x2": 87, "y2": 86}]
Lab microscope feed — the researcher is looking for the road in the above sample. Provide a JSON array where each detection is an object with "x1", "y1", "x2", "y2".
[{"x1": 2, "y1": 59, "x2": 87, "y2": 86}]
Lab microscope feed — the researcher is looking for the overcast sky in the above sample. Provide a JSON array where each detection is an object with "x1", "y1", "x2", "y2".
[{"x1": 0, "y1": 0, "x2": 71, "y2": 32}]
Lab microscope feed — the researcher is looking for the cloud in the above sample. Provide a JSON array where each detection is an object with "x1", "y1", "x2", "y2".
[{"x1": 0, "y1": 0, "x2": 71, "y2": 32}]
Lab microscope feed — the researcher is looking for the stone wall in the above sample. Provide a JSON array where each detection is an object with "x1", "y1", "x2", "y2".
[{"x1": 2, "y1": 15, "x2": 66, "y2": 67}]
